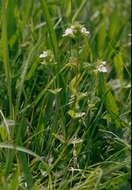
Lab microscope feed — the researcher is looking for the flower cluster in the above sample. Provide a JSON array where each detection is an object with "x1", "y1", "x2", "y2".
[
  {"x1": 63, "y1": 28, "x2": 74, "y2": 37},
  {"x1": 97, "y1": 61, "x2": 108, "y2": 73},
  {"x1": 39, "y1": 51, "x2": 49, "y2": 59},
  {"x1": 39, "y1": 50, "x2": 54, "y2": 64},
  {"x1": 62, "y1": 24, "x2": 90, "y2": 38}
]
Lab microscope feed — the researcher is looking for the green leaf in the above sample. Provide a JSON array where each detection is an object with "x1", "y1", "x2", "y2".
[
  {"x1": 0, "y1": 125, "x2": 7, "y2": 141},
  {"x1": 63, "y1": 0, "x2": 72, "y2": 18},
  {"x1": 98, "y1": 21, "x2": 106, "y2": 55},
  {"x1": 98, "y1": 73, "x2": 121, "y2": 127},
  {"x1": 114, "y1": 52, "x2": 124, "y2": 80}
]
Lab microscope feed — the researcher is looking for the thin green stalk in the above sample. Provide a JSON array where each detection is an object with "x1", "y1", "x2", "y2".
[
  {"x1": 72, "y1": 0, "x2": 88, "y2": 23},
  {"x1": 40, "y1": 0, "x2": 58, "y2": 60},
  {"x1": 16, "y1": 37, "x2": 42, "y2": 114},
  {"x1": 2, "y1": 0, "x2": 13, "y2": 117}
]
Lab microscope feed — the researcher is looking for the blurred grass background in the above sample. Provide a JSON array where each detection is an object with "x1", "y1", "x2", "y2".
[{"x1": 0, "y1": 0, "x2": 131, "y2": 189}]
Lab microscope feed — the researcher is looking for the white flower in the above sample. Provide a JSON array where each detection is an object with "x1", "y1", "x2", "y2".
[
  {"x1": 39, "y1": 50, "x2": 53, "y2": 64},
  {"x1": 63, "y1": 28, "x2": 74, "y2": 37},
  {"x1": 81, "y1": 27, "x2": 90, "y2": 35},
  {"x1": 98, "y1": 65, "x2": 107, "y2": 73},
  {"x1": 39, "y1": 51, "x2": 48, "y2": 59},
  {"x1": 63, "y1": 24, "x2": 90, "y2": 38},
  {"x1": 97, "y1": 61, "x2": 108, "y2": 73}
]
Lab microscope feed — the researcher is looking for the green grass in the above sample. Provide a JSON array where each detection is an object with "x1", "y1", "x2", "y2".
[{"x1": 0, "y1": 0, "x2": 131, "y2": 189}]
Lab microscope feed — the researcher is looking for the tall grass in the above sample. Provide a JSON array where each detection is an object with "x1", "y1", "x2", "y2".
[
  {"x1": 0, "y1": 0, "x2": 131, "y2": 189},
  {"x1": 1, "y1": 0, "x2": 13, "y2": 118}
]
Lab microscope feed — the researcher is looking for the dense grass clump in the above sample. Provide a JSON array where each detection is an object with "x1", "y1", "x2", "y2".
[{"x1": 0, "y1": 0, "x2": 131, "y2": 189}]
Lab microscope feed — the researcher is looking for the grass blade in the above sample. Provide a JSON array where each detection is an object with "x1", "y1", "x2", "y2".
[
  {"x1": 72, "y1": 0, "x2": 88, "y2": 22},
  {"x1": 1, "y1": 0, "x2": 13, "y2": 117},
  {"x1": 40, "y1": 0, "x2": 58, "y2": 60}
]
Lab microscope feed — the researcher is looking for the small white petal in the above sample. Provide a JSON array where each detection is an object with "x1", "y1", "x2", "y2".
[
  {"x1": 63, "y1": 28, "x2": 74, "y2": 37},
  {"x1": 75, "y1": 112, "x2": 86, "y2": 118},
  {"x1": 98, "y1": 65, "x2": 108, "y2": 73},
  {"x1": 81, "y1": 27, "x2": 90, "y2": 35},
  {"x1": 39, "y1": 54, "x2": 44, "y2": 58},
  {"x1": 39, "y1": 51, "x2": 48, "y2": 58}
]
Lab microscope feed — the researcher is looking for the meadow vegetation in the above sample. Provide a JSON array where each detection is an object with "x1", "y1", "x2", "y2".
[{"x1": 0, "y1": 0, "x2": 131, "y2": 189}]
